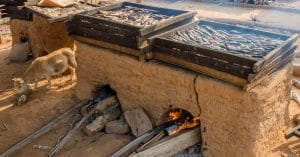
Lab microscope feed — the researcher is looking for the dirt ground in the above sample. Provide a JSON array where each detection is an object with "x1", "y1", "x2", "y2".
[{"x1": 1, "y1": 0, "x2": 300, "y2": 156}]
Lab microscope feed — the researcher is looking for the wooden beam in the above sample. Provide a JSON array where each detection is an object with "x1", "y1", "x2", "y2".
[
  {"x1": 153, "y1": 52, "x2": 248, "y2": 88},
  {"x1": 130, "y1": 128, "x2": 201, "y2": 157}
]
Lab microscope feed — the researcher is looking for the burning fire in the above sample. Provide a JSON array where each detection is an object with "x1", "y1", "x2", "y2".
[{"x1": 167, "y1": 109, "x2": 200, "y2": 135}]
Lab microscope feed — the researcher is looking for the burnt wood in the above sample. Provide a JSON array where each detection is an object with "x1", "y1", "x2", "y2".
[{"x1": 67, "y1": 2, "x2": 195, "y2": 50}]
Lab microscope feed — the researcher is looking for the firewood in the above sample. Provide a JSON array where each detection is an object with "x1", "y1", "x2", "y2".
[
  {"x1": 111, "y1": 121, "x2": 175, "y2": 157},
  {"x1": 124, "y1": 108, "x2": 153, "y2": 137},
  {"x1": 0, "y1": 100, "x2": 88, "y2": 157},
  {"x1": 130, "y1": 128, "x2": 201, "y2": 157},
  {"x1": 48, "y1": 96, "x2": 118, "y2": 157},
  {"x1": 136, "y1": 130, "x2": 166, "y2": 152}
]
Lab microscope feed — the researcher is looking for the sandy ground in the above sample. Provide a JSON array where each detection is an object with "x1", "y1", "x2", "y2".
[
  {"x1": 0, "y1": 36, "x2": 133, "y2": 156},
  {"x1": 1, "y1": 0, "x2": 300, "y2": 156}
]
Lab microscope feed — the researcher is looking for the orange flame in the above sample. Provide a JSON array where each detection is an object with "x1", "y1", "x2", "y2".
[{"x1": 168, "y1": 110, "x2": 200, "y2": 135}]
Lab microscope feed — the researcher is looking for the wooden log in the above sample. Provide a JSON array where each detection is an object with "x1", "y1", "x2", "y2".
[
  {"x1": 130, "y1": 128, "x2": 201, "y2": 157},
  {"x1": 0, "y1": 100, "x2": 88, "y2": 157},
  {"x1": 48, "y1": 96, "x2": 117, "y2": 157}
]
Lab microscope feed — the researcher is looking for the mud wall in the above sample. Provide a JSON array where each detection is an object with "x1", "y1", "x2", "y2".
[
  {"x1": 75, "y1": 41, "x2": 291, "y2": 157},
  {"x1": 9, "y1": 14, "x2": 74, "y2": 57}
]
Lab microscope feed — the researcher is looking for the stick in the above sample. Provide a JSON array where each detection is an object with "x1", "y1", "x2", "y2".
[
  {"x1": 48, "y1": 96, "x2": 116, "y2": 157},
  {"x1": 136, "y1": 131, "x2": 166, "y2": 152},
  {"x1": 130, "y1": 128, "x2": 201, "y2": 157},
  {"x1": 111, "y1": 121, "x2": 175, "y2": 157},
  {"x1": 0, "y1": 100, "x2": 87, "y2": 157}
]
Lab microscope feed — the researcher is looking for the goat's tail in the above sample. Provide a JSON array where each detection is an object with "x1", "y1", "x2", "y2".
[{"x1": 62, "y1": 49, "x2": 77, "y2": 68}]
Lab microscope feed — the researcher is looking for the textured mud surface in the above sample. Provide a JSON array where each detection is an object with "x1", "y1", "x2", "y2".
[{"x1": 165, "y1": 22, "x2": 285, "y2": 59}]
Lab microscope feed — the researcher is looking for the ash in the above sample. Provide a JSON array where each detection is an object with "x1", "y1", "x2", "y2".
[
  {"x1": 28, "y1": 3, "x2": 97, "y2": 18},
  {"x1": 166, "y1": 23, "x2": 285, "y2": 59},
  {"x1": 96, "y1": 6, "x2": 172, "y2": 27}
]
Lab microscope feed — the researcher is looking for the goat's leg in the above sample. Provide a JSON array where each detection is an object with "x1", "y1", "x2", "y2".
[
  {"x1": 69, "y1": 67, "x2": 75, "y2": 81},
  {"x1": 46, "y1": 75, "x2": 52, "y2": 89},
  {"x1": 34, "y1": 77, "x2": 39, "y2": 89}
]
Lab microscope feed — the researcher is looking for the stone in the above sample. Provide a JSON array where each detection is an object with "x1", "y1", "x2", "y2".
[
  {"x1": 105, "y1": 118, "x2": 129, "y2": 134},
  {"x1": 8, "y1": 42, "x2": 31, "y2": 62},
  {"x1": 124, "y1": 108, "x2": 153, "y2": 137},
  {"x1": 84, "y1": 102, "x2": 122, "y2": 136}
]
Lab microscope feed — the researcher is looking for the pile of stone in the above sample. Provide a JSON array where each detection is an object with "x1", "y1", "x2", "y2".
[{"x1": 82, "y1": 97, "x2": 153, "y2": 137}]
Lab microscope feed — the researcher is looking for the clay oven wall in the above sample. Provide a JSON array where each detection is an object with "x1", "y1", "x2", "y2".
[{"x1": 75, "y1": 41, "x2": 291, "y2": 157}]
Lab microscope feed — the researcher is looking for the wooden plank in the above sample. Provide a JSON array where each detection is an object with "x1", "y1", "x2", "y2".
[
  {"x1": 111, "y1": 121, "x2": 175, "y2": 157},
  {"x1": 153, "y1": 52, "x2": 248, "y2": 88},
  {"x1": 72, "y1": 35, "x2": 143, "y2": 58},
  {"x1": 130, "y1": 128, "x2": 201, "y2": 157},
  {"x1": 154, "y1": 45, "x2": 252, "y2": 79},
  {"x1": 248, "y1": 45, "x2": 297, "y2": 82},
  {"x1": 139, "y1": 11, "x2": 195, "y2": 36},
  {"x1": 139, "y1": 17, "x2": 193, "y2": 50},
  {"x1": 0, "y1": 100, "x2": 88, "y2": 157},
  {"x1": 154, "y1": 37, "x2": 257, "y2": 67},
  {"x1": 75, "y1": 26, "x2": 138, "y2": 49},
  {"x1": 244, "y1": 48, "x2": 295, "y2": 91},
  {"x1": 73, "y1": 15, "x2": 137, "y2": 36},
  {"x1": 78, "y1": 14, "x2": 141, "y2": 32},
  {"x1": 253, "y1": 34, "x2": 298, "y2": 72}
]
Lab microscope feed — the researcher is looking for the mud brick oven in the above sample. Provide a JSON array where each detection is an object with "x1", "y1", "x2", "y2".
[
  {"x1": 6, "y1": 1, "x2": 102, "y2": 57},
  {"x1": 65, "y1": 2, "x2": 298, "y2": 157},
  {"x1": 6, "y1": 1, "x2": 298, "y2": 156}
]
